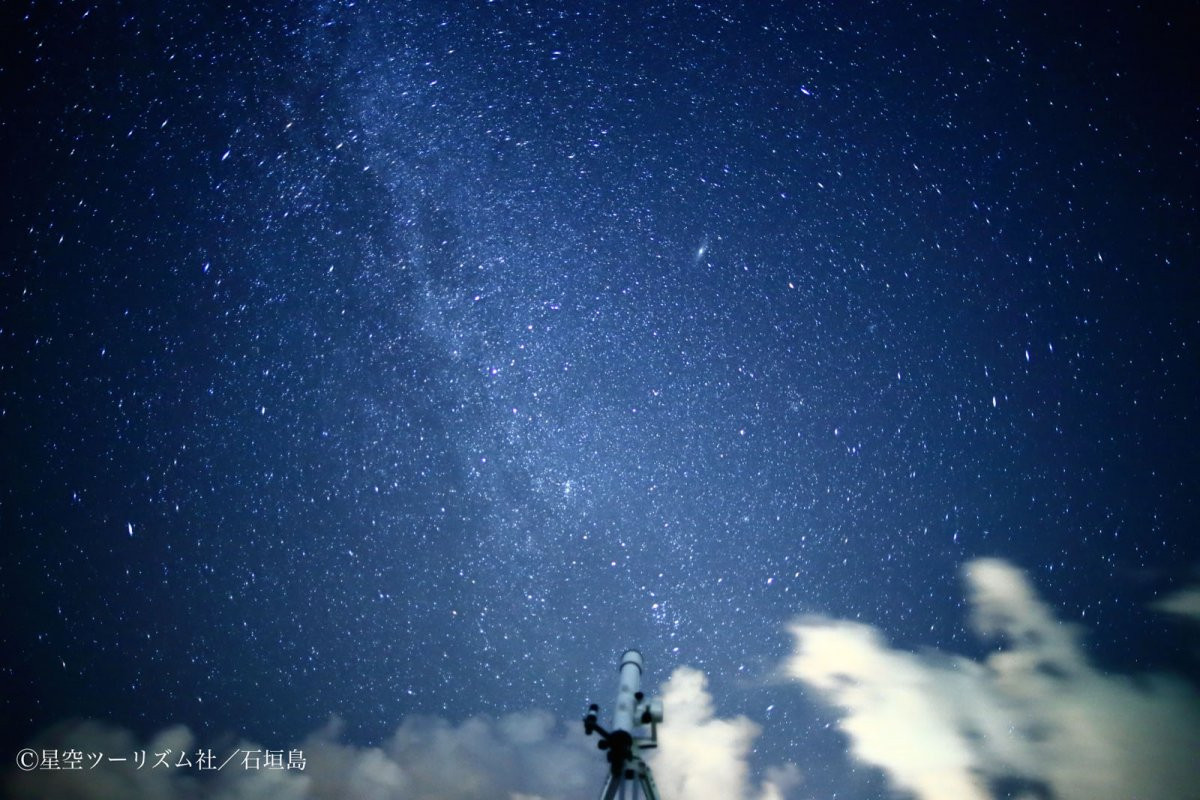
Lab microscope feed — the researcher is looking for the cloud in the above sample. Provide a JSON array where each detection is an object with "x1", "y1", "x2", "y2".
[
  {"x1": 7, "y1": 669, "x2": 794, "y2": 800},
  {"x1": 785, "y1": 557, "x2": 1200, "y2": 800},
  {"x1": 1152, "y1": 584, "x2": 1200, "y2": 622},
  {"x1": 15, "y1": 559, "x2": 1193, "y2": 800},
  {"x1": 758, "y1": 763, "x2": 804, "y2": 800},
  {"x1": 5, "y1": 711, "x2": 595, "y2": 800},
  {"x1": 647, "y1": 667, "x2": 760, "y2": 800},
  {"x1": 647, "y1": 667, "x2": 800, "y2": 800}
]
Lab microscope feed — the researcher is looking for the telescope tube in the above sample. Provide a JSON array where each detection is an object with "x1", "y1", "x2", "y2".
[{"x1": 613, "y1": 649, "x2": 643, "y2": 733}]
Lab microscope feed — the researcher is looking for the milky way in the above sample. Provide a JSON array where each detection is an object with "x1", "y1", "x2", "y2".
[{"x1": 3, "y1": 3, "x2": 1198, "y2": 798}]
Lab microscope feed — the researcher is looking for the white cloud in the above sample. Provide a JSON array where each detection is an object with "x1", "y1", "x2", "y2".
[
  {"x1": 14, "y1": 559, "x2": 1193, "y2": 800},
  {"x1": 758, "y1": 763, "x2": 804, "y2": 800},
  {"x1": 786, "y1": 619, "x2": 998, "y2": 800},
  {"x1": 785, "y1": 558, "x2": 1200, "y2": 800},
  {"x1": 647, "y1": 667, "x2": 802, "y2": 800},
  {"x1": 5, "y1": 711, "x2": 591, "y2": 800},
  {"x1": 7, "y1": 669, "x2": 795, "y2": 800},
  {"x1": 647, "y1": 666, "x2": 761, "y2": 800},
  {"x1": 1152, "y1": 584, "x2": 1200, "y2": 622}
]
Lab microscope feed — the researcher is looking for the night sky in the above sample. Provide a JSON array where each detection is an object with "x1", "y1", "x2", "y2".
[{"x1": 3, "y1": 2, "x2": 1198, "y2": 799}]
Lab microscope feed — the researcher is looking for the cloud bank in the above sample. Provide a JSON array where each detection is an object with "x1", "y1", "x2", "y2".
[
  {"x1": 786, "y1": 558, "x2": 1200, "y2": 800},
  {"x1": 6, "y1": 668, "x2": 791, "y2": 800},
  {"x1": 5, "y1": 710, "x2": 594, "y2": 800},
  {"x1": 10, "y1": 559, "x2": 1199, "y2": 800}
]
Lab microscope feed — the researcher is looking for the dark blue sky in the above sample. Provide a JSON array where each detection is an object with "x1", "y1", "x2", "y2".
[{"x1": 3, "y1": 2, "x2": 1197, "y2": 798}]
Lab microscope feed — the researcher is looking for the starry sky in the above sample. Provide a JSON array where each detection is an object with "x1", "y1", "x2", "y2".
[{"x1": 3, "y1": 2, "x2": 1198, "y2": 799}]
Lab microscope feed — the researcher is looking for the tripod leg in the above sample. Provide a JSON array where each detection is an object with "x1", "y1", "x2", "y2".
[{"x1": 638, "y1": 771, "x2": 660, "y2": 800}]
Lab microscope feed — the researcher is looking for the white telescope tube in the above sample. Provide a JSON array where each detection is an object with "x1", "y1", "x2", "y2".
[{"x1": 613, "y1": 649, "x2": 643, "y2": 733}]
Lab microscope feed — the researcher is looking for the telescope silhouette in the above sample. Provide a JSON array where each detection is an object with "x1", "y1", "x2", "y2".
[{"x1": 583, "y1": 650, "x2": 664, "y2": 800}]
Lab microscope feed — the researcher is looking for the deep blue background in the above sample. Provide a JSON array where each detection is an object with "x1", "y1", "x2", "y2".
[{"x1": 3, "y1": 2, "x2": 1197, "y2": 795}]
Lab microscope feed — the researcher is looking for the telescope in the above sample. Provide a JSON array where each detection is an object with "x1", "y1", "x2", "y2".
[{"x1": 583, "y1": 649, "x2": 664, "y2": 800}]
